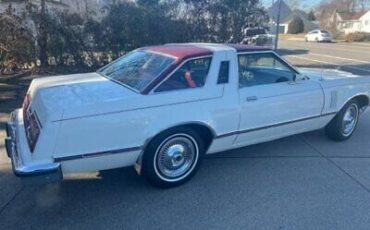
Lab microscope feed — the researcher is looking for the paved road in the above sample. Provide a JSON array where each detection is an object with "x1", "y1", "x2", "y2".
[
  {"x1": 278, "y1": 40, "x2": 370, "y2": 76},
  {"x1": 1, "y1": 42, "x2": 370, "y2": 230}
]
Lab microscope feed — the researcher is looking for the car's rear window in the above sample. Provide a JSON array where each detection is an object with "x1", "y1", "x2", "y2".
[
  {"x1": 99, "y1": 51, "x2": 175, "y2": 92},
  {"x1": 320, "y1": 30, "x2": 330, "y2": 34}
]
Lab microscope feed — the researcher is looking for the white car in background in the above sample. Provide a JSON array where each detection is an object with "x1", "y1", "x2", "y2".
[
  {"x1": 5, "y1": 43, "x2": 370, "y2": 188},
  {"x1": 305, "y1": 30, "x2": 333, "y2": 42}
]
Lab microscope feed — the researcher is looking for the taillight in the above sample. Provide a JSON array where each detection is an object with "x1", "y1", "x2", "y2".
[
  {"x1": 22, "y1": 94, "x2": 30, "y2": 122},
  {"x1": 22, "y1": 94, "x2": 30, "y2": 112},
  {"x1": 24, "y1": 111, "x2": 41, "y2": 152},
  {"x1": 22, "y1": 94, "x2": 41, "y2": 152}
]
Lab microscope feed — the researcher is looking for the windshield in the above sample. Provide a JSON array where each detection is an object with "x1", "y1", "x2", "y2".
[
  {"x1": 99, "y1": 51, "x2": 175, "y2": 92},
  {"x1": 320, "y1": 30, "x2": 330, "y2": 34}
]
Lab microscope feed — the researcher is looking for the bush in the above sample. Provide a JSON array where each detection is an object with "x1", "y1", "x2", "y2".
[
  {"x1": 345, "y1": 32, "x2": 370, "y2": 42},
  {"x1": 1, "y1": 0, "x2": 269, "y2": 75},
  {"x1": 288, "y1": 17, "x2": 304, "y2": 34},
  {"x1": 0, "y1": 5, "x2": 36, "y2": 74}
]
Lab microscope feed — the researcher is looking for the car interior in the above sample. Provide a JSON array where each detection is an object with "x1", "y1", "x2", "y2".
[
  {"x1": 238, "y1": 53, "x2": 296, "y2": 88},
  {"x1": 155, "y1": 58, "x2": 212, "y2": 92}
]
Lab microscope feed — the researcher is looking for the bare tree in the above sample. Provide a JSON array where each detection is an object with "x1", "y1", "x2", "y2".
[
  {"x1": 358, "y1": 0, "x2": 370, "y2": 10},
  {"x1": 284, "y1": 0, "x2": 300, "y2": 9},
  {"x1": 38, "y1": 0, "x2": 48, "y2": 67},
  {"x1": 327, "y1": 0, "x2": 368, "y2": 12}
]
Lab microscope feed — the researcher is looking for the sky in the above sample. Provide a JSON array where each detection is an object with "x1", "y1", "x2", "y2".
[{"x1": 262, "y1": 0, "x2": 322, "y2": 10}]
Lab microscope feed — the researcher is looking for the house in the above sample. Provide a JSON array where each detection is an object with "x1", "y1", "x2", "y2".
[
  {"x1": 267, "y1": 0, "x2": 319, "y2": 34},
  {"x1": 336, "y1": 11, "x2": 370, "y2": 34},
  {"x1": 267, "y1": 0, "x2": 292, "y2": 33},
  {"x1": 281, "y1": 9, "x2": 319, "y2": 34}
]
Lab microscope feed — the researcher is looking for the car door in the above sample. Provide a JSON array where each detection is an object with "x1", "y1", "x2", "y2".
[{"x1": 235, "y1": 52, "x2": 324, "y2": 146}]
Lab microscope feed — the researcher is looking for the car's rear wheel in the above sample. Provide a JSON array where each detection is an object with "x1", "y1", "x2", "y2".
[
  {"x1": 325, "y1": 100, "x2": 360, "y2": 141},
  {"x1": 142, "y1": 127, "x2": 204, "y2": 188}
]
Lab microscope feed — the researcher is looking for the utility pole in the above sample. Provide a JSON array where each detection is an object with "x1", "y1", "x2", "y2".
[{"x1": 274, "y1": 0, "x2": 282, "y2": 50}]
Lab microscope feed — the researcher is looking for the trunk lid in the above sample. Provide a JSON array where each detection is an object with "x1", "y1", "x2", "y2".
[{"x1": 27, "y1": 73, "x2": 139, "y2": 123}]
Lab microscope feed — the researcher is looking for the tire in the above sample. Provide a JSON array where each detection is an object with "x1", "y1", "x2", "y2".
[
  {"x1": 142, "y1": 127, "x2": 204, "y2": 188},
  {"x1": 325, "y1": 100, "x2": 360, "y2": 141}
]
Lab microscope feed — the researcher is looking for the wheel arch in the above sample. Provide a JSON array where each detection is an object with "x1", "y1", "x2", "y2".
[
  {"x1": 325, "y1": 94, "x2": 366, "y2": 141},
  {"x1": 134, "y1": 122, "x2": 216, "y2": 174},
  {"x1": 341, "y1": 94, "x2": 370, "y2": 111},
  {"x1": 144, "y1": 122, "x2": 216, "y2": 152},
  {"x1": 352, "y1": 94, "x2": 370, "y2": 109}
]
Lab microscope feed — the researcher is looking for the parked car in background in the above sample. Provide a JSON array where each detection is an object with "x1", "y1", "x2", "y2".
[
  {"x1": 5, "y1": 43, "x2": 370, "y2": 188},
  {"x1": 241, "y1": 27, "x2": 275, "y2": 46},
  {"x1": 305, "y1": 29, "x2": 333, "y2": 42}
]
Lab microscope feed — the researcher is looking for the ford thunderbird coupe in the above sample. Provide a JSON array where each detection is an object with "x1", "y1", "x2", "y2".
[{"x1": 5, "y1": 43, "x2": 370, "y2": 187}]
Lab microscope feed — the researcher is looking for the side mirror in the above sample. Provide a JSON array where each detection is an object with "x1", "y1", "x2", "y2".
[{"x1": 295, "y1": 73, "x2": 309, "y2": 81}]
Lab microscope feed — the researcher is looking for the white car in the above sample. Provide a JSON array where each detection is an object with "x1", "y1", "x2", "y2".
[
  {"x1": 305, "y1": 30, "x2": 333, "y2": 42},
  {"x1": 5, "y1": 43, "x2": 370, "y2": 187}
]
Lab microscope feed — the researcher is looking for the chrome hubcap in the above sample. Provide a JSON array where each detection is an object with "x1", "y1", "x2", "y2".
[
  {"x1": 342, "y1": 104, "x2": 358, "y2": 136},
  {"x1": 155, "y1": 135, "x2": 198, "y2": 180}
]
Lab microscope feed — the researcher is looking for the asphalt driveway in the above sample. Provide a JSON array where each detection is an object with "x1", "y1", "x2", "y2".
[{"x1": 1, "y1": 41, "x2": 370, "y2": 230}]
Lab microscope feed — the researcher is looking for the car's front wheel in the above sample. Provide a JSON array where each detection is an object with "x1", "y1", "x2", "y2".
[
  {"x1": 325, "y1": 100, "x2": 360, "y2": 141},
  {"x1": 142, "y1": 127, "x2": 204, "y2": 188}
]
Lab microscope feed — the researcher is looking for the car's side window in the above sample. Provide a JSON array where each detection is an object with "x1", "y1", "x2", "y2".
[
  {"x1": 217, "y1": 61, "x2": 230, "y2": 84},
  {"x1": 238, "y1": 53, "x2": 296, "y2": 88},
  {"x1": 155, "y1": 57, "x2": 212, "y2": 92}
]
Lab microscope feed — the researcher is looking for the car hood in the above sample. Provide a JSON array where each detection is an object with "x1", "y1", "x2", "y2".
[
  {"x1": 298, "y1": 67, "x2": 370, "y2": 89},
  {"x1": 299, "y1": 68, "x2": 365, "y2": 81},
  {"x1": 28, "y1": 73, "x2": 139, "y2": 122}
]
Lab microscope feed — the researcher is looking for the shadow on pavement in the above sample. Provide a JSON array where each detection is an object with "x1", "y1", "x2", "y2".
[{"x1": 0, "y1": 77, "x2": 32, "y2": 132}]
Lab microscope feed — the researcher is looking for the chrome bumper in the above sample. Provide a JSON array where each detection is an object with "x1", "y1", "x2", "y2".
[{"x1": 5, "y1": 110, "x2": 62, "y2": 184}]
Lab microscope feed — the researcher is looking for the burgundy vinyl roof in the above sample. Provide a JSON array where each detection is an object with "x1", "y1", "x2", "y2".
[
  {"x1": 142, "y1": 43, "x2": 271, "y2": 60},
  {"x1": 143, "y1": 44, "x2": 213, "y2": 60}
]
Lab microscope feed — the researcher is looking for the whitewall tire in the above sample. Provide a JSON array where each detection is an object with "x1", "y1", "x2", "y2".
[
  {"x1": 142, "y1": 127, "x2": 204, "y2": 188},
  {"x1": 325, "y1": 100, "x2": 360, "y2": 141}
]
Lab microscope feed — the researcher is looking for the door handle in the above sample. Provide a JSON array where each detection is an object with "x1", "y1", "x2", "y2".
[{"x1": 246, "y1": 96, "x2": 258, "y2": 102}]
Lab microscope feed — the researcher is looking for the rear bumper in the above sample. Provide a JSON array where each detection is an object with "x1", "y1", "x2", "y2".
[{"x1": 5, "y1": 109, "x2": 62, "y2": 184}]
